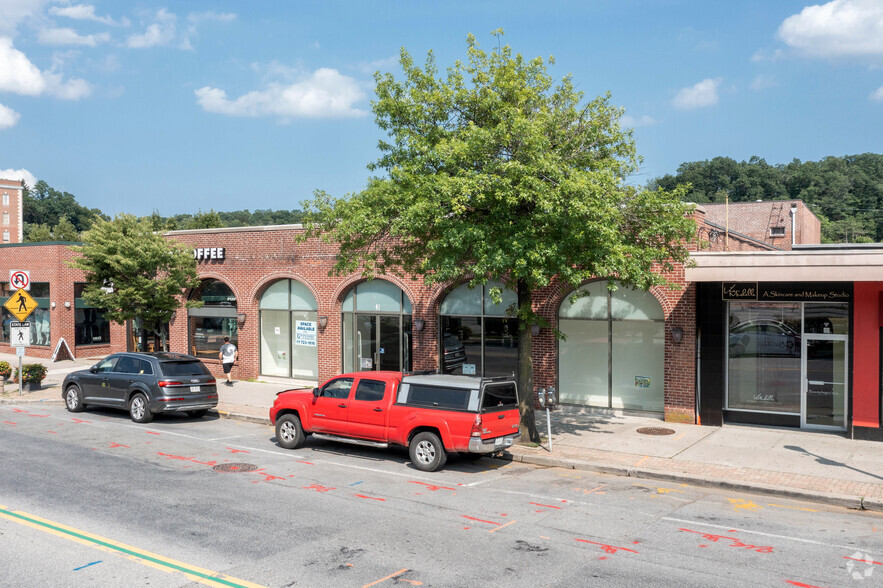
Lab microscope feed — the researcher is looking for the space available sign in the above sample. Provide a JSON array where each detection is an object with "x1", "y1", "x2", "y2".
[
  {"x1": 295, "y1": 320, "x2": 317, "y2": 347},
  {"x1": 722, "y1": 282, "x2": 851, "y2": 302}
]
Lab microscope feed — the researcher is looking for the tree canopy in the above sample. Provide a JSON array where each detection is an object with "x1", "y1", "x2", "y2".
[
  {"x1": 652, "y1": 153, "x2": 883, "y2": 243},
  {"x1": 301, "y1": 31, "x2": 696, "y2": 442},
  {"x1": 68, "y1": 215, "x2": 202, "y2": 351}
]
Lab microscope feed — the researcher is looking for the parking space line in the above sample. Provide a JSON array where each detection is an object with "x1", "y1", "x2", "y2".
[{"x1": 0, "y1": 505, "x2": 265, "y2": 588}]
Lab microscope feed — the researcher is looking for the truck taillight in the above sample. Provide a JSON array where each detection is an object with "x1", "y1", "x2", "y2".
[{"x1": 471, "y1": 415, "x2": 482, "y2": 437}]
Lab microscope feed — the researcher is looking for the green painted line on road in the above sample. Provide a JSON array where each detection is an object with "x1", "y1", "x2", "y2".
[{"x1": 0, "y1": 506, "x2": 261, "y2": 588}]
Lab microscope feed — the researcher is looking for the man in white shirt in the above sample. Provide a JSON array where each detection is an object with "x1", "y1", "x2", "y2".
[{"x1": 218, "y1": 336, "x2": 238, "y2": 386}]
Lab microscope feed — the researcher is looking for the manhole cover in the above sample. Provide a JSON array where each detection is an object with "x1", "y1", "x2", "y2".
[
  {"x1": 636, "y1": 427, "x2": 675, "y2": 436},
  {"x1": 212, "y1": 463, "x2": 259, "y2": 473}
]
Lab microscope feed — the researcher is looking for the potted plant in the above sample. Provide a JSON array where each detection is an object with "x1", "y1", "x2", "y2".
[
  {"x1": 0, "y1": 361, "x2": 10, "y2": 382},
  {"x1": 13, "y1": 363, "x2": 48, "y2": 391}
]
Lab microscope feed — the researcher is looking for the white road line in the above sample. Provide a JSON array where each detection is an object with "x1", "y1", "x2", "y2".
[{"x1": 663, "y1": 516, "x2": 883, "y2": 554}]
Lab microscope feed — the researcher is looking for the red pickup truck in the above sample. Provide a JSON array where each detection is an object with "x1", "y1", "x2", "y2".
[{"x1": 269, "y1": 371, "x2": 521, "y2": 471}]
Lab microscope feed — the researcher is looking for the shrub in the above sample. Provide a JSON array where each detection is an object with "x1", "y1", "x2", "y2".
[
  {"x1": 13, "y1": 363, "x2": 48, "y2": 383},
  {"x1": 0, "y1": 361, "x2": 10, "y2": 379}
]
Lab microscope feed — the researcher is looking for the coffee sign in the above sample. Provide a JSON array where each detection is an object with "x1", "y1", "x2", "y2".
[{"x1": 193, "y1": 247, "x2": 225, "y2": 262}]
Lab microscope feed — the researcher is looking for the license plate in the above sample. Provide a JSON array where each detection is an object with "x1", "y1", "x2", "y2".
[{"x1": 190, "y1": 386, "x2": 200, "y2": 392}]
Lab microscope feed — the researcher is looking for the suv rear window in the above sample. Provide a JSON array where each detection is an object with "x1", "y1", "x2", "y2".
[
  {"x1": 160, "y1": 360, "x2": 210, "y2": 377},
  {"x1": 481, "y1": 382, "x2": 518, "y2": 411}
]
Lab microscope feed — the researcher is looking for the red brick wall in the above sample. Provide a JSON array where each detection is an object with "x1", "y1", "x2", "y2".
[
  {"x1": 699, "y1": 200, "x2": 820, "y2": 250},
  {"x1": 0, "y1": 179, "x2": 24, "y2": 244}
]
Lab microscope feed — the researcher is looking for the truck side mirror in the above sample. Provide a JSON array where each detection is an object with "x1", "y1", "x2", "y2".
[{"x1": 312, "y1": 387, "x2": 320, "y2": 397}]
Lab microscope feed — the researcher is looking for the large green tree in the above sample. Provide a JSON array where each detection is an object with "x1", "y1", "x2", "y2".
[
  {"x1": 301, "y1": 31, "x2": 695, "y2": 442},
  {"x1": 68, "y1": 215, "x2": 202, "y2": 351}
]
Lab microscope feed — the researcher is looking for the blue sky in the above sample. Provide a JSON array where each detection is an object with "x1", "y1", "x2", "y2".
[{"x1": 0, "y1": 1, "x2": 881, "y2": 217}]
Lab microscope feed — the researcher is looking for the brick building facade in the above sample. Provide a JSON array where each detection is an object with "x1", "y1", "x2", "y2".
[{"x1": 0, "y1": 178, "x2": 24, "y2": 244}]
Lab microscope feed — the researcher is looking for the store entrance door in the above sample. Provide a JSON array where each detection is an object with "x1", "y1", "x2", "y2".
[
  {"x1": 802, "y1": 336, "x2": 847, "y2": 430},
  {"x1": 355, "y1": 314, "x2": 405, "y2": 372}
]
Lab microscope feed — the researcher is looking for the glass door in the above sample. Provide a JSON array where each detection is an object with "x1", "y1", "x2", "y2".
[
  {"x1": 352, "y1": 314, "x2": 409, "y2": 372},
  {"x1": 356, "y1": 314, "x2": 377, "y2": 371},
  {"x1": 802, "y1": 336, "x2": 847, "y2": 430}
]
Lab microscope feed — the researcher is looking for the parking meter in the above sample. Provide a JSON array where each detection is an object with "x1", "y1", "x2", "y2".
[
  {"x1": 538, "y1": 387, "x2": 547, "y2": 408},
  {"x1": 546, "y1": 386, "x2": 557, "y2": 407},
  {"x1": 538, "y1": 386, "x2": 555, "y2": 451}
]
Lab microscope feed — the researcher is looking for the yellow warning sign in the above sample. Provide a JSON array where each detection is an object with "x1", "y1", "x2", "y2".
[{"x1": 4, "y1": 288, "x2": 38, "y2": 321}]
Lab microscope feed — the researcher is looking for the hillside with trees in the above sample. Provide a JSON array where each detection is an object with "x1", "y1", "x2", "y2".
[{"x1": 652, "y1": 153, "x2": 883, "y2": 243}]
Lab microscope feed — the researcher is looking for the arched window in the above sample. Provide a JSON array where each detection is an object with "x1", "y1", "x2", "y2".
[
  {"x1": 188, "y1": 279, "x2": 237, "y2": 360},
  {"x1": 260, "y1": 279, "x2": 318, "y2": 381},
  {"x1": 558, "y1": 281, "x2": 664, "y2": 412},
  {"x1": 341, "y1": 280, "x2": 412, "y2": 372},
  {"x1": 438, "y1": 281, "x2": 518, "y2": 377}
]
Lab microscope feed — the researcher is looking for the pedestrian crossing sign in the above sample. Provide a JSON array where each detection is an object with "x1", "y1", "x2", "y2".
[{"x1": 4, "y1": 288, "x2": 38, "y2": 321}]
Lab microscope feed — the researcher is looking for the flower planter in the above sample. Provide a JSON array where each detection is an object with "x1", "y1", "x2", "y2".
[{"x1": 22, "y1": 382, "x2": 42, "y2": 392}]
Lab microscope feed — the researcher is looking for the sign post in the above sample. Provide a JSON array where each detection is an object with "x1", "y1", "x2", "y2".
[{"x1": 4, "y1": 287, "x2": 37, "y2": 396}]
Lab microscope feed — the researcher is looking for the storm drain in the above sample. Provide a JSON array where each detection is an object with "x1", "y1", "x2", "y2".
[
  {"x1": 212, "y1": 463, "x2": 259, "y2": 473},
  {"x1": 636, "y1": 427, "x2": 675, "y2": 436}
]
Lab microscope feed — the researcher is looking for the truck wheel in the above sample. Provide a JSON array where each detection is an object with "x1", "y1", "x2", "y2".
[
  {"x1": 64, "y1": 385, "x2": 86, "y2": 413},
  {"x1": 276, "y1": 414, "x2": 305, "y2": 449},
  {"x1": 129, "y1": 393, "x2": 154, "y2": 423},
  {"x1": 410, "y1": 432, "x2": 447, "y2": 472}
]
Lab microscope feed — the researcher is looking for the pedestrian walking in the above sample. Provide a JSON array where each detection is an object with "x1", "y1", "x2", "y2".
[{"x1": 219, "y1": 336, "x2": 238, "y2": 386}]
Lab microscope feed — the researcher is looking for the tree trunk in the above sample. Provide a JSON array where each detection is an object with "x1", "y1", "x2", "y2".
[
  {"x1": 516, "y1": 279, "x2": 540, "y2": 444},
  {"x1": 157, "y1": 319, "x2": 168, "y2": 352}
]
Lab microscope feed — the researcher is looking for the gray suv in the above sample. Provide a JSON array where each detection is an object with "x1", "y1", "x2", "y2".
[{"x1": 62, "y1": 352, "x2": 218, "y2": 423}]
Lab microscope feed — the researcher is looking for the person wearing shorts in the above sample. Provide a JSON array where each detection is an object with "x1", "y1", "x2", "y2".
[{"x1": 218, "y1": 336, "x2": 238, "y2": 385}]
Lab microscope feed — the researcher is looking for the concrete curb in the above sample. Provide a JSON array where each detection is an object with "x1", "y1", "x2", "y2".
[
  {"x1": 214, "y1": 409, "x2": 271, "y2": 426},
  {"x1": 503, "y1": 451, "x2": 881, "y2": 512}
]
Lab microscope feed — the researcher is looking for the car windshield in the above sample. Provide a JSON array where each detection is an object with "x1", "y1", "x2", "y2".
[
  {"x1": 160, "y1": 360, "x2": 210, "y2": 377},
  {"x1": 443, "y1": 334, "x2": 461, "y2": 348}
]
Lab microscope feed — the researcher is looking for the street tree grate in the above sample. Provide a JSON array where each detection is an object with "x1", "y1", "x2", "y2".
[
  {"x1": 636, "y1": 427, "x2": 675, "y2": 436},
  {"x1": 212, "y1": 463, "x2": 259, "y2": 473}
]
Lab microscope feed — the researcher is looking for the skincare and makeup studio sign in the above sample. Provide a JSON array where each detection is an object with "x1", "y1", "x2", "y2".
[{"x1": 722, "y1": 282, "x2": 851, "y2": 302}]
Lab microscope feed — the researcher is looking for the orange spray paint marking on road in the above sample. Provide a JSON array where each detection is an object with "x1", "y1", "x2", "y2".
[
  {"x1": 295, "y1": 460, "x2": 314, "y2": 465},
  {"x1": 634, "y1": 456, "x2": 649, "y2": 467},
  {"x1": 844, "y1": 556, "x2": 883, "y2": 566},
  {"x1": 679, "y1": 528, "x2": 773, "y2": 553},
  {"x1": 785, "y1": 582, "x2": 824, "y2": 588},
  {"x1": 71, "y1": 418, "x2": 90, "y2": 423},
  {"x1": 529, "y1": 502, "x2": 561, "y2": 510},
  {"x1": 3, "y1": 421, "x2": 15, "y2": 426},
  {"x1": 108, "y1": 443, "x2": 129, "y2": 449},
  {"x1": 363, "y1": 568, "x2": 421, "y2": 587},
  {"x1": 12, "y1": 408, "x2": 27, "y2": 413},
  {"x1": 462, "y1": 515, "x2": 501, "y2": 526},
  {"x1": 226, "y1": 447, "x2": 249, "y2": 454},
  {"x1": 303, "y1": 484, "x2": 334, "y2": 492},
  {"x1": 574, "y1": 538, "x2": 639, "y2": 555},
  {"x1": 489, "y1": 520, "x2": 517, "y2": 533},
  {"x1": 409, "y1": 481, "x2": 455, "y2": 492},
  {"x1": 354, "y1": 494, "x2": 385, "y2": 501},
  {"x1": 145, "y1": 431, "x2": 159, "y2": 435}
]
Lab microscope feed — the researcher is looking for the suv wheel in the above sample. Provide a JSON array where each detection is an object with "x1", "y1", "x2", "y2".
[
  {"x1": 64, "y1": 385, "x2": 86, "y2": 413},
  {"x1": 409, "y1": 431, "x2": 447, "y2": 472},
  {"x1": 129, "y1": 393, "x2": 154, "y2": 423}
]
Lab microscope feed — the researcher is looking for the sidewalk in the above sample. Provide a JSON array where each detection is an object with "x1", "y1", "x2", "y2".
[{"x1": 3, "y1": 352, "x2": 883, "y2": 512}]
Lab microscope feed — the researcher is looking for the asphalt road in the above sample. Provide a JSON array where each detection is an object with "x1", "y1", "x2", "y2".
[{"x1": 2, "y1": 403, "x2": 882, "y2": 587}]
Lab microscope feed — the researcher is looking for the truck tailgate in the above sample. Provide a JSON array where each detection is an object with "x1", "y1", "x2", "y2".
[{"x1": 481, "y1": 407, "x2": 520, "y2": 439}]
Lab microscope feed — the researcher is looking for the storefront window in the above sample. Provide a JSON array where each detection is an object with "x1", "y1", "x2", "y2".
[
  {"x1": 259, "y1": 279, "x2": 318, "y2": 380},
  {"x1": 1, "y1": 282, "x2": 50, "y2": 346},
  {"x1": 727, "y1": 302, "x2": 801, "y2": 413},
  {"x1": 558, "y1": 281, "x2": 664, "y2": 412},
  {"x1": 342, "y1": 280, "x2": 412, "y2": 372},
  {"x1": 75, "y1": 283, "x2": 111, "y2": 345},
  {"x1": 188, "y1": 279, "x2": 237, "y2": 360},
  {"x1": 438, "y1": 281, "x2": 518, "y2": 376}
]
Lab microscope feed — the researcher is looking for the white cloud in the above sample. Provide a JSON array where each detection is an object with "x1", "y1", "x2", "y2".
[
  {"x1": 777, "y1": 0, "x2": 883, "y2": 58},
  {"x1": 187, "y1": 11, "x2": 237, "y2": 24},
  {"x1": 0, "y1": 103, "x2": 21, "y2": 130},
  {"x1": 0, "y1": 37, "x2": 91, "y2": 99},
  {"x1": 359, "y1": 55, "x2": 399, "y2": 74},
  {"x1": 37, "y1": 27, "x2": 110, "y2": 47},
  {"x1": 672, "y1": 78, "x2": 722, "y2": 110},
  {"x1": 195, "y1": 68, "x2": 367, "y2": 120},
  {"x1": 0, "y1": 168, "x2": 37, "y2": 187},
  {"x1": 750, "y1": 74, "x2": 776, "y2": 91},
  {"x1": 620, "y1": 114, "x2": 657, "y2": 128},
  {"x1": 0, "y1": 0, "x2": 49, "y2": 37},
  {"x1": 49, "y1": 4, "x2": 129, "y2": 27},
  {"x1": 871, "y1": 86, "x2": 883, "y2": 101},
  {"x1": 127, "y1": 9, "x2": 176, "y2": 49},
  {"x1": 0, "y1": 37, "x2": 46, "y2": 95}
]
